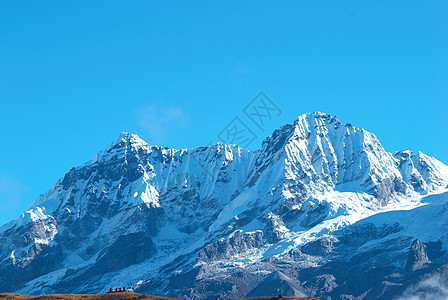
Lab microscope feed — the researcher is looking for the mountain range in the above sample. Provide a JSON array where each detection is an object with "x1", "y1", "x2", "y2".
[{"x1": 1, "y1": 112, "x2": 448, "y2": 299}]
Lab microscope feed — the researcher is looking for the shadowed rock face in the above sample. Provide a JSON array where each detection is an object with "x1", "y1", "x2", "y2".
[
  {"x1": 1, "y1": 113, "x2": 448, "y2": 299},
  {"x1": 94, "y1": 232, "x2": 156, "y2": 273},
  {"x1": 246, "y1": 271, "x2": 306, "y2": 297},
  {"x1": 301, "y1": 235, "x2": 338, "y2": 257}
]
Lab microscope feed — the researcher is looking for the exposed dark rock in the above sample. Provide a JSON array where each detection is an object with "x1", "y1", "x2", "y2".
[
  {"x1": 301, "y1": 235, "x2": 338, "y2": 257},
  {"x1": 406, "y1": 239, "x2": 431, "y2": 272},
  {"x1": 199, "y1": 230, "x2": 265, "y2": 262},
  {"x1": 246, "y1": 271, "x2": 306, "y2": 297}
]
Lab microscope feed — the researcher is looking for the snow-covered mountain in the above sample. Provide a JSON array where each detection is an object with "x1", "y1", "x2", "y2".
[{"x1": 1, "y1": 112, "x2": 448, "y2": 299}]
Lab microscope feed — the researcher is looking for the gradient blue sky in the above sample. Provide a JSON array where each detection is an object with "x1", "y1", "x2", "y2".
[{"x1": 1, "y1": 1, "x2": 447, "y2": 225}]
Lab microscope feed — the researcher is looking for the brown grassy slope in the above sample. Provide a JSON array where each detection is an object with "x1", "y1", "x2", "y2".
[
  {"x1": 0, "y1": 293, "x2": 320, "y2": 300},
  {"x1": 245, "y1": 297, "x2": 319, "y2": 300},
  {"x1": 0, "y1": 292, "x2": 174, "y2": 300}
]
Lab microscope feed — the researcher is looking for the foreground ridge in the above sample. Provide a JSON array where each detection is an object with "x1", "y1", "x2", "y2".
[{"x1": 1, "y1": 112, "x2": 448, "y2": 299}]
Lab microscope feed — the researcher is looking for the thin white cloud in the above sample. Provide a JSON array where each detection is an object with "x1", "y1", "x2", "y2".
[
  {"x1": 231, "y1": 62, "x2": 250, "y2": 87},
  {"x1": 137, "y1": 104, "x2": 190, "y2": 145},
  {"x1": 395, "y1": 275, "x2": 448, "y2": 300}
]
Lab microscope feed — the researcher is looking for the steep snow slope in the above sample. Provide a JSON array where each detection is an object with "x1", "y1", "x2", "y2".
[{"x1": 1, "y1": 112, "x2": 447, "y2": 300}]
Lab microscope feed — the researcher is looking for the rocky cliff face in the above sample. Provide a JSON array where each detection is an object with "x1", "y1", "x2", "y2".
[{"x1": 1, "y1": 112, "x2": 448, "y2": 299}]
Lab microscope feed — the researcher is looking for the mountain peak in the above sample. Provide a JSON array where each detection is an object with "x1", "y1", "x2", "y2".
[
  {"x1": 111, "y1": 132, "x2": 145, "y2": 147},
  {"x1": 299, "y1": 111, "x2": 334, "y2": 119},
  {"x1": 105, "y1": 132, "x2": 150, "y2": 152},
  {"x1": 86, "y1": 132, "x2": 149, "y2": 165},
  {"x1": 260, "y1": 112, "x2": 352, "y2": 156},
  {"x1": 294, "y1": 111, "x2": 342, "y2": 127}
]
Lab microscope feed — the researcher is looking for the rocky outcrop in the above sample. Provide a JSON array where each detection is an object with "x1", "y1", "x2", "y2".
[
  {"x1": 199, "y1": 230, "x2": 265, "y2": 262},
  {"x1": 406, "y1": 239, "x2": 431, "y2": 272}
]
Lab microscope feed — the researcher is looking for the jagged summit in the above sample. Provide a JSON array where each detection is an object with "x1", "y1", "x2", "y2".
[
  {"x1": 294, "y1": 111, "x2": 340, "y2": 124},
  {"x1": 1, "y1": 112, "x2": 448, "y2": 299},
  {"x1": 104, "y1": 113, "x2": 364, "y2": 158},
  {"x1": 107, "y1": 132, "x2": 148, "y2": 149},
  {"x1": 261, "y1": 112, "x2": 368, "y2": 153},
  {"x1": 85, "y1": 132, "x2": 149, "y2": 166},
  {"x1": 289, "y1": 111, "x2": 370, "y2": 143},
  {"x1": 107, "y1": 113, "x2": 351, "y2": 154},
  {"x1": 111, "y1": 132, "x2": 142, "y2": 144}
]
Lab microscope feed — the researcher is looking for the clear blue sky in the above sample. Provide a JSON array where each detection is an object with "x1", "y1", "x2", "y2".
[{"x1": 1, "y1": 1, "x2": 447, "y2": 226}]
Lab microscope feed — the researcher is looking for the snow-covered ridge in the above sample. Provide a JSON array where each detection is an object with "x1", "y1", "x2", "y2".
[{"x1": 1, "y1": 111, "x2": 448, "y2": 299}]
